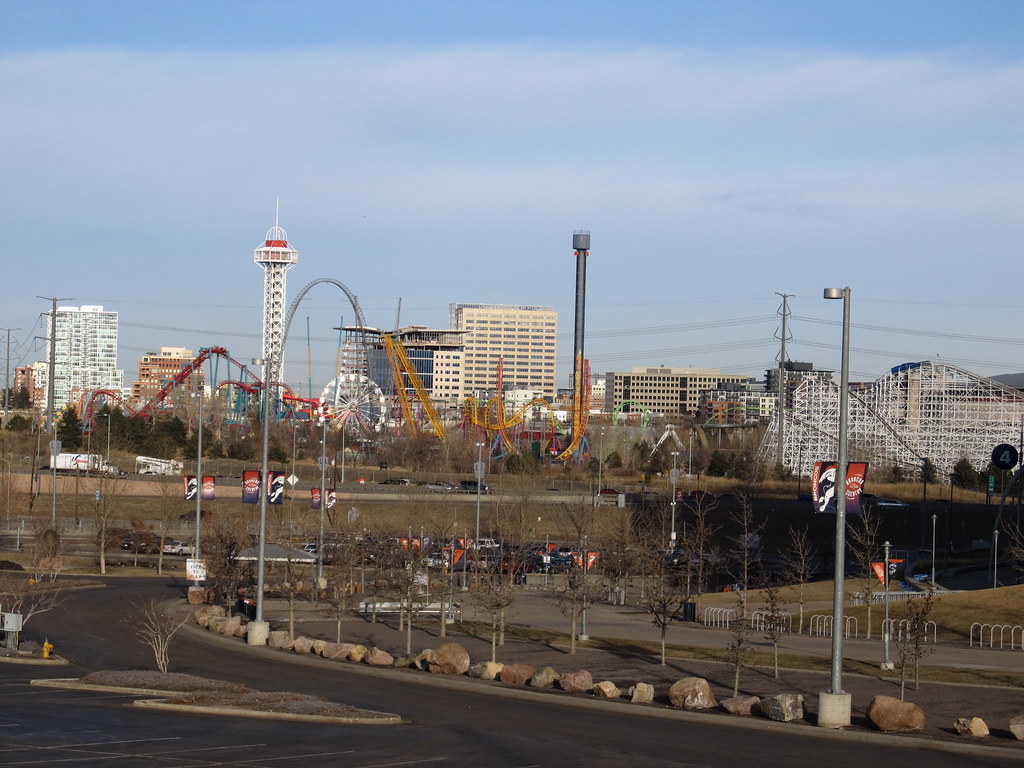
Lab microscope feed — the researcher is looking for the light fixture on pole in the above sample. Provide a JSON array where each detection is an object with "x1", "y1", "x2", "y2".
[
  {"x1": 670, "y1": 451, "x2": 680, "y2": 548},
  {"x1": 819, "y1": 285, "x2": 852, "y2": 728}
]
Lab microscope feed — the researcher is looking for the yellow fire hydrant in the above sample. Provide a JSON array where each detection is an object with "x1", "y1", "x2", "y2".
[{"x1": 42, "y1": 640, "x2": 53, "y2": 659}]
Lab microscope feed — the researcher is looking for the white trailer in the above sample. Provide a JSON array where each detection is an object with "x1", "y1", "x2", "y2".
[
  {"x1": 136, "y1": 456, "x2": 184, "y2": 475},
  {"x1": 49, "y1": 453, "x2": 121, "y2": 474}
]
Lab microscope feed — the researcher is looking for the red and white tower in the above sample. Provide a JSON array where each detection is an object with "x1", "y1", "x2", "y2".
[{"x1": 253, "y1": 220, "x2": 298, "y2": 387}]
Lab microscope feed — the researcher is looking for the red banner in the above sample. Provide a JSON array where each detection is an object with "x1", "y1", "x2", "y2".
[
  {"x1": 241, "y1": 470, "x2": 261, "y2": 504},
  {"x1": 201, "y1": 475, "x2": 215, "y2": 501},
  {"x1": 811, "y1": 461, "x2": 869, "y2": 514},
  {"x1": 871, "y1": 559, "x2": 905, "y2": 584}
]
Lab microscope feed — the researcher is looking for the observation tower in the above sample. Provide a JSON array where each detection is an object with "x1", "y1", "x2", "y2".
[{"x1": 253, "y1": 221, "x2": 298, "y2": 386}]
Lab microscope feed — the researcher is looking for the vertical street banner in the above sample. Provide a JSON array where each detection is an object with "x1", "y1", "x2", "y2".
[
  {"x1": 326, "y1": 489, "x2": 336, "y2": 509},
  {"x1": 811, "y1": 461, "x2": 869, "y2": 514},
  {"x1": 183, "y1": 475, "x2": 198, "y2": 500},
  {"x1": 310, "y1": 488, "x2": 322, "y2": 510},
  {"x1": 201, "y1": 475, "x2": 216, "y2": 501},
  {"x1": 241, "y1": 470, "x2": 261, "y2": 504},
  {"x1": 871, "y1": 559, "x2": 905, "y2": 584},
  {"x1": 268, "y1": 471, "x2": 285, "y2": 504}
]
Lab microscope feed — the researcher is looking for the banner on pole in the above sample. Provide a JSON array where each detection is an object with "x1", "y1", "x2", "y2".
[
  {"x1": 811, "y1": 461, "x2": 869, "y2": 514},
  {"x1": 183, "y1": 475, "x2": 198, "y2": 500},
  {"x1": 241, "y1": 470, "x2": 261, "y2": 504}
]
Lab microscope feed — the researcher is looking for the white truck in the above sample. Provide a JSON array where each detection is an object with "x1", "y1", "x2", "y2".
[
  {"x1": 49, "y1": 453, "x2": 122, "y2": 475},
  {"x1": 135, "y1": 456, "x2": 184, "y2": 475}
]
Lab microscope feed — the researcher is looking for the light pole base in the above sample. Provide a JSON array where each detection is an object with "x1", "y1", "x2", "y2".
[
  {"x1": 817, "y1": 692, "x2": 852, "y2": 728},
  {"x1": 577, "y1": 634, "x2": 589, "y2": 642},
  {"x1": 246, "y1": 620, "x2": 270, "y2": 646},
  {"x1": 880, "y1": 661, "x2": 894, "y2": 671}
]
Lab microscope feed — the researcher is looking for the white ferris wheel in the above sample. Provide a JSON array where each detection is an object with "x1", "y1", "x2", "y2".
[{"x1": 320, "y1": 373, "x2": 387, "y2": 433}]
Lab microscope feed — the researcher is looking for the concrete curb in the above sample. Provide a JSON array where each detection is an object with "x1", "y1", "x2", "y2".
[
  {"x1": 0, "y1": 653, "x2": 69, "y2": 666},
  {"x1": 30, "y1": 678, "x2": 404, "y2": 725}
]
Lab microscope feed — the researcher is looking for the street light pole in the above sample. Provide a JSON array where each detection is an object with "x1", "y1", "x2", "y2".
[
  {"x1": 881, "y1": 540, "x2": 893, "y2": 670},
  {"x1": 248, "y1": 357, "x2": 272, "y2": 646},
  {"x1": 819, "y1": 286, "x2": 852, "y2": 728},
  {"x1": 194, "y1": 392, "x2": 203, "y2": 562},
  {"x1": 931, "y1": 514, "x2": 937, "y2": 585},
  {"x1": 670, "y1": 451, "x2": 680, "y2": 549},
  {"x1": 474, "y1": 441, "x2": 484, "y2": 566}
]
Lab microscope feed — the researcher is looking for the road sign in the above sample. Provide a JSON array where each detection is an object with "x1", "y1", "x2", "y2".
[
  {"x1": 49, "y1": 440, "x2": 61, "y2": 456},
  {"x1": 670, "y1": 468, "x2": 680, "y2": 484},
  {"x1": 473, "y1": 461, "x2": 485, "y2": 480},
  {"x1": 287, "y1": 473, "x2": 299, "y2": 487},
  {"x1": 992, "y1": 443, "x2": 1019, "y2": 471},
  {"x1": 186, "y1": 559, "x2": 207, "y2": 581},
  {"x1": 318, "y1": 456, "x2": 329, "y2": 470}
]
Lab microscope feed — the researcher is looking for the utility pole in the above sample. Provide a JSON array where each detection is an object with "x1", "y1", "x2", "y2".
[
  {"x1": 1, "y1": 327, "x2": 20, "y2": 429},
  {"x1": 775, "y1": 293, "x2": 792, "y2": 468},
  {"x1": 37, "y1": 297, "x2": 71, "y2": 434}
]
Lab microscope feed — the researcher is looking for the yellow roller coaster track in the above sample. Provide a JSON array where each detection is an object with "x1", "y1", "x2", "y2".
[
  {"x1": 383, "y1": 334, "x2": 445, "y2": 439},
  {"x1": 555, "y1": 353, "x2": 591, "y2": 462}
]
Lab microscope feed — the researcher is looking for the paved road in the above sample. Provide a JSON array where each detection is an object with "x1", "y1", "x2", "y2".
[{"x1": 2, "y1": 577, "x2": 1018, "y2": 767}]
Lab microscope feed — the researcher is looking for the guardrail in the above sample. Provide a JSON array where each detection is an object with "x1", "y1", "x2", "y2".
[
  {"x1": 360, "y1": 600, "x2": 462, "y2": 622},
  {"x1": 970, "y1": 622, "x2": 1024, "y2": 650}
]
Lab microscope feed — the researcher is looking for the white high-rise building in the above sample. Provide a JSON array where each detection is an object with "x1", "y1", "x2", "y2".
[
  {"x1": 449, "y1": 303, "x2": 558, "y2": 401},
  {"x1": 41, "y1": 305, "x2": 124, "y2": 410}
]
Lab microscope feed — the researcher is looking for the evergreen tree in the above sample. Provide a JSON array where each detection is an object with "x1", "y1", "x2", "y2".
[
  {"x1": 950, "y1": 457, "x2": 979, "y2": 490},
  {"x1": 55, "y1": 406, "x2": 84, "y2": 451}
]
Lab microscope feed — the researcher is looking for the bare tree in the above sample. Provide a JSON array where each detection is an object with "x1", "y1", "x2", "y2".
[
  {"x1": 472, "y1": 572, "x2": 516, "y2": 663},
  {"x1": 202, "y1": 508, "x2": 252, "y2": 611},
  {"x1": 321, "y1": 533, "x2": 364, "y2": 642},
  {"x1": 760, "y1": 576, "x2": 787, "y2": 678},
  {"x1": 643, "y1": 551, "x2": 688, "y2": 665},
  {"x1": 675, "y1": 499, "x2": 720, "y2": 617},
  {"x1": 781, "y1": 525, "x2": 817, "y2": 634},
  {"x1": 121, "y1": 597, "x2": 190, "y2": 673},
  {"x1": 846, "y1": 509, "x2": 882, "y2": 639},
  {"x1": 895, "y1": 590, "x2": 935, "y2": 700},
  {"x1": 723, "y1": 596, "x2": 754, "y2": 697},
  {"x1": 726, "y1": 495, "x2": 764, "y2": 621},
  {"x1": 90, "y1": 472, "x2": 127, "y2": 574}
]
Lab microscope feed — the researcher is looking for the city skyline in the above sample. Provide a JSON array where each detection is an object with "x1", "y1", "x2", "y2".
[{"x1": 2, "y1": 1, "x2": 1021, "y2": 394}]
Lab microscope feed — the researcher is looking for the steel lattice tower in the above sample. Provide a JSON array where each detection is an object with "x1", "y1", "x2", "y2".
[{"x1": 253, "y1": 224, "x2": 298, "y2": 387}]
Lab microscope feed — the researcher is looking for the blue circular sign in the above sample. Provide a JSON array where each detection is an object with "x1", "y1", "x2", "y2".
[{"x1": 991, "y1": 443, "x2": 1019, "y2": 471}]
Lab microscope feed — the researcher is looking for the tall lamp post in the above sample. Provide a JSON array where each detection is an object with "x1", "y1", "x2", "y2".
[
  {"x1": 474, "y1": 441, "x2": 485, "y2": 576},
  {"x1": 248, "y1": 357, "x2": 272, "y2": 646},
  {"x1": 819, "y1": 286, "x2": 852, "y2": 728},
  {"x1": 193, "y1": 394, "x2": 203, "y2": 562},
  {"x1": 670, "y1": 451, "x2": 680, "y2": 549}
]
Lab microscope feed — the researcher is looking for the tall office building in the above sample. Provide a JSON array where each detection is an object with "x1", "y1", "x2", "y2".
[
  {"x1": 449, "y1": 303, "x2": 558, "y2": 401},
  {"x1": 131, "y1": 347, "x2": 202, "y2": 407},
  {"x1": 605, "y1": 366, "x2": 749, "y2": 420},
  {"x1": 361, "y1": 326, "x2": 466, "y2": 412},
  {"x1": 40, "y1": 305, "x2": 124, "y2": 410}
]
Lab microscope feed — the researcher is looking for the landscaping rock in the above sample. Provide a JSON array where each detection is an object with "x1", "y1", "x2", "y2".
[
  {"x1": 1010, "y1": 715, "x2": 1024, "y2": 741},
  {"x1": 722, "y1": 695, "x2": 759, "y2": 716},
  {"x1": 292, "y1": 636, "x2": 316, "y2": 654},
  {"x1": 266, "y1": 631, "x2": 292, "y2": 649},
  {"x1": 558, "y1": 670, "x2": 593, "y2": 694},
  {"x1": 593, "y1": 681, "x2": 622, "y2": 698},
  {"x1": 310, "y1": 639, "x2": 328, "y2": 655},
  {"x1": 321, "y1": 642, "x2": 356, "y2": 660},
  {"x1": 756, "y1": 694, "x2": 804, "y2": 722},
  {"x1": 207, "y1": 616, "x2": 225, "y2": 634},
  {"x1": 866, "y1": 695, "x2": 926, "y2": 732},
  {"x1": 412, "y1": 649, "x2": 434, "y2": 670},
  {"x1": 347, "y1": 644, "x2": 368, "y2": 662},
  {"x1": 499, "y1": 663, "x2": 536, "y2": 685},
  {"x1": 668, "y1": 677, "x2": 717, "y2": 710},
  {"x1": 954, "y1": 716, "x2": 989, "y2": 738},
  {"x1": 364, "y1": 647, "x2": 395, "y2": 666},
  {"x1": 467, "y1": 662, "x2": 504, "y2": 680},
  {"x1": 428, "y1": 643, "x2": 471, "y2": 675},
  {"x1": 220, "y1": 616, "x2": 242, "y2": 636},
  {"x1": 529, "y1": 667, "x2": 560, "y2": 688},
  {"x1": 629, "y1": 682, "x2": 655, "y2": 704}
]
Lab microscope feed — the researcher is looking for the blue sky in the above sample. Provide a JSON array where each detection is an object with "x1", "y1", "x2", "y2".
[{"x1": 2, "y1": 0, "x2": 1022, "y2": 400}]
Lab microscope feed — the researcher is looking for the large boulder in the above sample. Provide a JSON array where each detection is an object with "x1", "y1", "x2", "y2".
[
  {"x1": 220, "y1": 616, "x2": 242, "y2": 636},
  {"x1": 593, "y1": 681, "x2": 622, "y2": 698},
  {"x1": 529, "y1": 667, "x2": 560, "y2": 688},
  {"x1": 292, "y1": 636, "x2": 316, "y2": 654},
  {"x1": 1010, "y1": 715, "x2": 1024, "y2": 741},
  {"x1": 866, "y1": 695, "x2": 926, "y2": 732},
  {"x1": 756, "y1": 694, "x2": 804, "y2": 723},
  {"x1": 558, "y1": 670, "x2": 593, "y2": 694},
  {"x1": 467, "y1": 662, "x2": 504, "y2": 680},
  {"x1": 629, "y1": 683, "x2": 655, "y2": 704},
  {"x1": 347, "y1": 644, "x2": 369, "y2": 662},
  {"x1": 722, "y1": 695, "x2": 760, "y2": 716},
  {"x1": 499, "y1": 663, "x2": 536, "y2": 685},
  {"x1": 266, "y1": 631, "x2": 292, "y2": 649},
  {"x1": 321, "y1": 642, "x2": 357, "y2": 660},
  {"x1": 428, "y1": 643, "x2": 471, "y2": 675},
  {"x1": 310, "y1": 639, "x2": 328, "y2": 656},
  {"x1": 954, "y1": 717, "x2": 989, "y2": 738},
  {"x1": 364, "y1": 647, "x2": 395, "y2": 666},
  {"x1": 668, "y1": 677, "x2": 717, "y2": 710},
  {"x1": 206, "y1": 616, "x2": 226, "y2": 634}
]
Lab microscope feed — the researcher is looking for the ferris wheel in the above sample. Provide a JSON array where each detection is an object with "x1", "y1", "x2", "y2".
[{"x1": 320, "y1": 374, "x2": 387, "y2": 433}]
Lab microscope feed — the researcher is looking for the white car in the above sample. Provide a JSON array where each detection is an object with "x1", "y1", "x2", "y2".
[{"x1": 162, "y1": 540, "x2": 194, "y2": 556}]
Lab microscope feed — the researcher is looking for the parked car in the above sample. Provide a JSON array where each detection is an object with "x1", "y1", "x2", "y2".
[
  {"x1": 861, "y1": 493, "x2": 909, "y2": 508},
  {"x1": 425, "y1": 481, "x2": 454, "y2": 492},
  {"x1": 161, "y1": 540, "x2": 194, "y2": 556},
  {"x1": 458, "y1": 479, "x2": 491, "y2": 494},
  {"x1": 379, "y1": 478, "x2": 411, "y2": 485}
]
